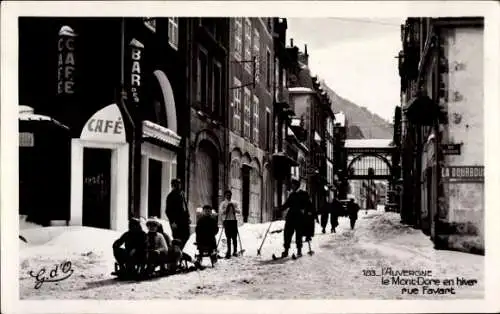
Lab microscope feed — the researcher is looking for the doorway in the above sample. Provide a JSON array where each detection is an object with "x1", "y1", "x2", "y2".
[
  {"x1": 148, "y1": 159, "x2": 163, "y2": 218},
  {"x1": 242, "y1": 165, "x2": 250, "y2": 222},
  {"x1": 82, "y1": 148, "x2": 111, "y2": 229}
]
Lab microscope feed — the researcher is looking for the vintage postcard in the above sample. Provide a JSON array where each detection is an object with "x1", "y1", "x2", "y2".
[{"x1": 1, "y1": 1, "x2": 499, "y2": 313}]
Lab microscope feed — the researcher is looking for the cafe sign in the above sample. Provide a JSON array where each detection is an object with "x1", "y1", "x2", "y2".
[
  {"x1": 57, "y1": 25, "x2": 77, "y2": 95},
  {"x1": 441, "y1": 166, "x2": 484, "y2": 183},
  {"x1": 80, "y1": 104, "x2": 126, "y2": 143}
]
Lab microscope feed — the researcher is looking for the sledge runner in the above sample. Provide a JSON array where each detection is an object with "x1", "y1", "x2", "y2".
[
  {"x1": 112, "y1": 218, "x2": 147, "y2": 278},
  {"x1": 195, "y1": 205, "x2": 219, "y2": 267},
  {"x1": 219, "y1": 190, "x2": 241, "y2": 258},
  {"x1": 277, "y1": 179, "x2": 313, "y2": 259},
  {"x1": 165, "y1": 178, "x2": 191, "y2": 250}
]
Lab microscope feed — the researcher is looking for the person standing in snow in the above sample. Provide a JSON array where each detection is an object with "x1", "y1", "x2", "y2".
[
  {"x1": 279, "y1": 179, "x2": 313, "y2": 258},
  {"x1": 165, "y1": 178, "x2": 191, "y2": 249},
  {"x1": 330, "y1": 196, "x2": 342, "y2": 233},
  {"x1": 347, "y1": 197, "x2": 360, "y2": 230},
  {"x1": 320, "y1": 196, "x2": 333, "y2": 234},
  {"x1": 219, "y1": 190, "x2": 241, "y2": 258},
  {"x1": 112, "y1": 218, "x2": 147, "y2": 277}
]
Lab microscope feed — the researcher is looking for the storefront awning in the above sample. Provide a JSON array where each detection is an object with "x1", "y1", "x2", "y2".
[
  {"x1": 142, "y1": 120, "x2": 181, "y2": 147},
  {"x1": 19, "y1": 106, "x2": 69, "y2": 130}
]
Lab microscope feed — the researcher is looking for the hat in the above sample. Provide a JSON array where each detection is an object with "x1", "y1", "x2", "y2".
[
  {"x1": 171, "y1": 178, "x2": 181, "y2": 185},
  {"x1": 146, "y1": 219, "x2": 160, "y2": 228}
]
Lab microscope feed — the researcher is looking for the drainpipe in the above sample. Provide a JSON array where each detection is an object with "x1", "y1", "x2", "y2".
[{"x1": 117, "y1": 18, "x2": 137, "y2": 218}]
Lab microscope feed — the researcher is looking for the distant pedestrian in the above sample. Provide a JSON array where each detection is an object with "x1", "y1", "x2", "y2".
[
  {"x1": 347, "y1": 197, "x2": 360, "y2": 230},
  {"x1": 320, "y1": 197, "x2": 332, "y2": 234},
  {"x1": 279, "y1": 179, "x2": 313, "y2": 258},
  {"x1": 166, "y1": 178, "x2": 191, "y2": 249},
  {"x1": 219, "y1": 190, "x2": 241, "y2": 258},
  {"x1": 330, "y1": 197, "x2": 342, "y2": 233}
]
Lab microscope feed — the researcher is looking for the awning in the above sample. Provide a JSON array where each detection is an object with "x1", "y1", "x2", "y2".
[
  {"x1": 142, "y1": 120, "x2": 181, "y2": 147},
  {"x1": 18, "y1": 106, "x2": 69, "y2": 130},
  {"x1": 272, "y1": 152, "x2": 299, "y2": 166}
]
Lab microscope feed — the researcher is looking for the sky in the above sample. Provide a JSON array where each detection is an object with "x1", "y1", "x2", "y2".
[{"x1": 286, "y1": 18, "x2": 406, "y2": 123}]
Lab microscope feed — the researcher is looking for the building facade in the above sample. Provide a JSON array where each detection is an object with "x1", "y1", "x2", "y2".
[
  {"x1": 399, "y1": 17, "x2": 484, "y2": 254},
  {"x1": 185, "y1": 18, "x2": 230, "y2": 225},
  {"x1": 19, "y1": 18, "x2": 185, "y2": 231},
  {"x1": 228, "y1": 18, "x2": 275, "y2": 223}
]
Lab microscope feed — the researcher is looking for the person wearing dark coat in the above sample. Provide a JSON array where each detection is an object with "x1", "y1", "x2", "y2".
[
  {"x1": 347, "y1": 198, "x2": 360, "y2": 230},
  {"x1": 145, "y1": 220, "x2": 169, "y2": 275},
  {"x1": 330, "y1": 197, "x2": 342, "y2": 233},
  {"x1": 195, "y1": 205, "x2": 219, "y2": 264},
  {"x1": 280, "y1": 179, "x2": 313, "y2": 258},
  {"x1": 112, "y1": 218, "x2": 147, "y2": 277},
  {"x1": 166, "y1": 178, "x2": 191, "y2": 249},
  {"x1": 320, "y1": 198, "x2": 333, "y2": 234}
]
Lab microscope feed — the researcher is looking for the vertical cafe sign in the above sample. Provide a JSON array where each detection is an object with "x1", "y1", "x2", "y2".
[{"x1": 57, "y1": 26, "x2": 77, "y2": 95}]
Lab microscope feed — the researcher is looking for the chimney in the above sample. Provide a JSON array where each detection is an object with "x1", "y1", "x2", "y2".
[
  {"x1": 298, "y1": 44, "x2": 309, "y2": 66},
  {"x1": 290, "y1": 38, "x2": 294, "y2": 47}
]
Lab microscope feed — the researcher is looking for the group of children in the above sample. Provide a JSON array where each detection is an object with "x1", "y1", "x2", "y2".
[{"x1": 112, "y1": 190, "x2": 241, "y2": 279}]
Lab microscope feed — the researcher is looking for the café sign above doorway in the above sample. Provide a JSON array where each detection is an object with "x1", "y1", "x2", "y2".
[{"x1": 80, "y1": 104, "x2": 126, "y2": 143}]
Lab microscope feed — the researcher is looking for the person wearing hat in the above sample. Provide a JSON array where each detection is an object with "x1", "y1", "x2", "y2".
[
  {"x1": 165, "y1": 178, "x2": 191, "y2": 249},
  {"x1": 279, "y1": 178, "x2": 313, "y2": 258},
  {"x1": 145, "y1": 219, "x2": 169, "y2": 275},
  {"x1": 112, "y1": 218, "x2": 147, "y2": 277},
  {"x1": 347, "y1": 196, "x2": 360, "y2": 230}
]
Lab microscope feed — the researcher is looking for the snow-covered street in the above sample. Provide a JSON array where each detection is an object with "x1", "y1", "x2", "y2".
[{"x1": 19, "y1": 210, "x2": 484, "y2": 299}]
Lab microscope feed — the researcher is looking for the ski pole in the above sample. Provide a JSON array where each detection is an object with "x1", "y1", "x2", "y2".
[
  {"x1": 236, "y1": 229, "x2": 245, "y2": 255},
  {"x1": 257, "y1": 218, "x2": 274, "y2": 256},
  {"x1": 216, "y1": 202, "x2": 231, "y2": 251}
]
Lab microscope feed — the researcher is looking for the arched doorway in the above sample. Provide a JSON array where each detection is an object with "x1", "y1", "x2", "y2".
[
  {"x1": 193, "y1": 139, "x2": 219, "y2": 223},
  {"x1": 241, "y1": 154, "x2": 251, "y2": 223},
  {"x1": 249, "y1": 158, "x2": 262, "y2": 223}
]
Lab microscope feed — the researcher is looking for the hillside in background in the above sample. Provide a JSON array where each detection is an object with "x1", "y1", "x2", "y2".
[{"x1": 320, "y1": 80, "x2": 394, "y2": 139}]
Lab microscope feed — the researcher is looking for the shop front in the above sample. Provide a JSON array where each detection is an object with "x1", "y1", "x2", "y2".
[{"x1": 70, "y1": 103, "x2": 129, "y2": 231}]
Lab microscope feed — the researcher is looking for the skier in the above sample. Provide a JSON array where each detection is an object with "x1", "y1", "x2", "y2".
[
  {"x1": 112, "y1": 218, "x2": 147, "y2": 278},
  {"x1": 219, "y1": 190, "x2": 241, "y2": 258},
  {"x1": 347, "y1": 197, "x2": 360, "y2": 230},
  {"x1": 279, "y1": 179, "x2": 313, "y2": 258},
  {"x1": 166, "y1": 178, "x2": 191, "y2": 249}
]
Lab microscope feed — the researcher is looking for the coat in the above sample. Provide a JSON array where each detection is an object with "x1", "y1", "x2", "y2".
[
  {"x1": 166, "y1": 190, "x2": 191, "y2": 226},
  {"x1": 146, "y1": 232, "x2": 169, "y2": 254},
  {"x1": 113, "y1": 230, "x2": 147, "y2": 254},
  {"x1": 282, "y1": 189, "x2": 314, "y2": 220},
  {"x1": 196, "y1": 214, "x2": 219, "y2": 249}
]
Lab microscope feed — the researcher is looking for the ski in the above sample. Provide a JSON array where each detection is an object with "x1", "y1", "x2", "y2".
[
  {"x1": 291, "y1": 253, "x2": 303, "y2": 260},
  {"x1": 271, "y1": 253, "x2": 290, "y2": 261}
]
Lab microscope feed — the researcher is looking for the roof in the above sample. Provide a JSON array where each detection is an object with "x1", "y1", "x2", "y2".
[
  {"x1": 18, "y1": 106, "x2": 69, "y2": 129},
  {"x1": 344, "y1": 139, "x2": 394, "y2": 149}
]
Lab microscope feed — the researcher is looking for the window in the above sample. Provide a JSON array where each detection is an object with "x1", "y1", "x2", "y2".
[
  {"x1": 253, "y1": 29, "x2": 260, "y2": 83},
  {"x1": 196, "y1": 47, "x2": 208, "y2": 107},
  {"x1": 212, "y1": 61, "x2": 222, "y2": 116},
  {"x1": 274, "y1": 57, "x2": 280, "y2": 101},
  {"x1": 266, "y1": 48, "x2": 272, "y2": 90},
  {"x1": 244, "y1": 18, "x2": 252, "y2": 73},
  {"x1": 252, "y1": 95, "x2": 259, "y2": 144},
  {"x1": 232, "y1": 78, "x2": 242, "y2": 133},
  {"x1": 168, "y1": 17, "x2": 179, "y2": 50},
  {"x1": 266, "y1": 108, "x2": 271, "y2": 151},
  {"x1": 234, "y1": 18, "x2": 242, "y2": 60},
  {"x1": 243, "y1": 87, "x2": 251, "y2": 138}
]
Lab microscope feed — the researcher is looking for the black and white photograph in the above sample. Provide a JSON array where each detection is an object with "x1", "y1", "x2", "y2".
[{"x1": 1, "y1": 1, "x2": 499, "y2": 313}]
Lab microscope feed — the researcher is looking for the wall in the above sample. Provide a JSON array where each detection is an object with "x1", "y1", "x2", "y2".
[{"x1": 440, "y1": 26, "x2": 484, "y2": 253}]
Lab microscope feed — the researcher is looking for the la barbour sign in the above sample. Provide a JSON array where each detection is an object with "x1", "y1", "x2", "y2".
[{"x1": 441, "y1": 166, "x2": 484, "y2": 183}]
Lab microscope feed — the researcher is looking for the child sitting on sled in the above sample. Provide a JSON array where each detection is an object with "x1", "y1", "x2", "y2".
[
  {"x1": 195, "y1": 205, "x2": 219, "y2": 266},
  {"x1": 145, "y1": 219, "x2": 169, "y2": 276},
  {"x1": 112, "y1": 218, "x2": 147, "y2": 278}
]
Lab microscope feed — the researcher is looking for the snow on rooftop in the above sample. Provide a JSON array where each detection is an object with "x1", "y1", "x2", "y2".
[
  {"x1": 345, "y1": 139, "x2": 394, "y2": 149},
  {"x1": 288, "y1": 87, "x2": 314, "y2": 94}
]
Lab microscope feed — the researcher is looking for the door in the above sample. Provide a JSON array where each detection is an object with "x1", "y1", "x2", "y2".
[
  {"x1": 242, "y1": 165, "x2": 250, "y2": 222},
  {"x1": 82, "y1": 148, "x2": 111, "y2": 229},
  {"x1": 195, "y1": 142, "x2": 216, "y2": 222},
  {"x1": 148, "y1": 159, "x2": 162, "y2": 218}
]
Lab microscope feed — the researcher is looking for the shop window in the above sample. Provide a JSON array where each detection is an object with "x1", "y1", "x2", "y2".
[{"x1": 168, "y1": 17, "x2": 179, "y2": 50}]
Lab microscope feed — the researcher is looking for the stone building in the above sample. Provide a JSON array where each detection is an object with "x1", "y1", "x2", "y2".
[{"x1": 399, "y1": 17, "x2": 484, "y2": 254}]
